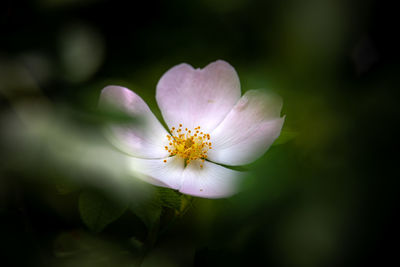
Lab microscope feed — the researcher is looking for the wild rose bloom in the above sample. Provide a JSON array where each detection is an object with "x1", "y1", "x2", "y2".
[{"x1": 99, "y1": 60, "x2": 284, "y2": 198}]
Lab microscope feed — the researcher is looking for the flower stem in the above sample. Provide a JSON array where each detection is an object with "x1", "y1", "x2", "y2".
[
  {"x1": 134, "y1": 195, "x2": 195, "y2": 266},
  {"x1": 159, "y1": 195, "x2": 195, "y2": 236},
  {"x1": 135, "y1": 217, "x2": 160, "y2": 266}
]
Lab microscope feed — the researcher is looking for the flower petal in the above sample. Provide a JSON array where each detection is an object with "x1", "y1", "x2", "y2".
[
  {"x1": 99, "y1": 85, "x2": 169, "y2": 159},
  {"x1": 207, "y1": 89, "x2": 284, "y2": 165},
  {"x1": 179, "y1": 160, "x2": 243, "y2": 198},
  {"x1": 127, "y1": 156, "x2": 184, "y2": 189},
  {"x1": 156, "y1": 60, "x2": 241, "y2": 133}
]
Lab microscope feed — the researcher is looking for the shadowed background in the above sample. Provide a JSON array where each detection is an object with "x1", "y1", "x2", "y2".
[{"x1": 1, "y1": 0, "x2": 398, "y2": 266}]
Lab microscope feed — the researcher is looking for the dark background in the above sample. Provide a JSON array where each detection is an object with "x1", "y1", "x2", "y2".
[{"x1": 1, "y1": 0, "x2": 399, "y2": 266}]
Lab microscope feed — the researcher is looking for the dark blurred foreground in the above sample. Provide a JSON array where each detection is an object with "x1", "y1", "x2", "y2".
[{"x1": 1, "y1": 0, "x2": 399, "y2": 266}]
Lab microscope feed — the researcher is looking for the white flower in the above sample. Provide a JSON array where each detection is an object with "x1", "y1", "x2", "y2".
[{"x1": 99, "y1": 60, "x2": 284, "y2": 198}]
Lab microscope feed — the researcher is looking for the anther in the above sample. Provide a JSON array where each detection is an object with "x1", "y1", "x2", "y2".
[{"x1": 164, "y1": 124, "x2": 211, "y2": 167}]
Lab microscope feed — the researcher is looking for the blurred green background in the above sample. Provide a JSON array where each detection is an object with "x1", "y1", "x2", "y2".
[{"x1": 1, "y1": 0, "x2": 398, "y2": 266}]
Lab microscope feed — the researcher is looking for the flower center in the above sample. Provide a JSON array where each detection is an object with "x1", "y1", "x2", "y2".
[{"x1": 164, "y1": 124, "x2": 212, "y2": 168}]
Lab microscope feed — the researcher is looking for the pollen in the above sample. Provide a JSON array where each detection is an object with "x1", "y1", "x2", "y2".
[{"x1": 164, "y1": 124, "x2": 211, "y2": 165}]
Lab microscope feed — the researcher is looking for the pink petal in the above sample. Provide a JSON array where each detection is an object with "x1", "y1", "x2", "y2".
[
  {"x1": 207, "y1": 90, "x2": 285, "y2": 165},
  {"x1": 127, "y1": 156, "x2": 184, "y2": 189},
  {"x1": 156, "y1": 60, "x2": 241, "y2": 133},
  {"x1": 127, "y1": 156, "x2": 242, "y2": 198},
  {"x1": 179, "y1": 160, "x2": 243, "y2": 198},
  {"x1": 99, "y1": 85, "x2": 170, "y2": 159}
]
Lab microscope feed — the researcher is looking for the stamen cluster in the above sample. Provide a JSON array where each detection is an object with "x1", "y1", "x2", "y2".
[{"x1": 164, "y1": 124, "x2": 212, "y2": 167}]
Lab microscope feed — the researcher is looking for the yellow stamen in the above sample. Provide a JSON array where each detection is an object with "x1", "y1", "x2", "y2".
[{"x1": 164, "y1": 124, "x2": 212, "y2": 166}]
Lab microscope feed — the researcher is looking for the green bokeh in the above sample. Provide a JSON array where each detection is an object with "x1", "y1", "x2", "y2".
[{"x1": 1, "y1": 0, "x2": 398, "y2": 266}]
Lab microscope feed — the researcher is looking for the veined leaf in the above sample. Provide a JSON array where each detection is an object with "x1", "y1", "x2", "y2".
[{"x1": 157, "y1": 187, "x2": 182, "y2": 211}]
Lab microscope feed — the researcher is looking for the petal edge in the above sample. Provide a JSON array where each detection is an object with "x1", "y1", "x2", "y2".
[
  {"x1": 156, "y1": 60, "x2": 241, "y2": 133},
  {"x1": 208, "y1": 89, "x2": 284, "y2": 165},
  {"x1": 99, "y1": 85, "x2": 169, "y2": 159}
]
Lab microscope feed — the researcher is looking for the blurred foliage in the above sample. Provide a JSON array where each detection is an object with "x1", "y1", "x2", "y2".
[
  {"x1": 1, "y1": 0, "x2": 399, "y2": 266},
  {"x1": 79, "y1": 190, "x2": 128, "y2": 233}
]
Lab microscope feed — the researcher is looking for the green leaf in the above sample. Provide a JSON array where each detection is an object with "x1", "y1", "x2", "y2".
[
  {"x1": 273, "y1": 130, "x2": 298, "y2": 145},
  {"x1": 157, "y1": 187, "x2": 182, "y2": 211},
  {"x1": 129, "y1": 187, "x2": 182, "y2": 229},
  {"x1": 130, "y1": 193, "x2": 162, "y2": 229},
  {"x1": 79, "y1": 191, "x2": 127, "y2": 233}
]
